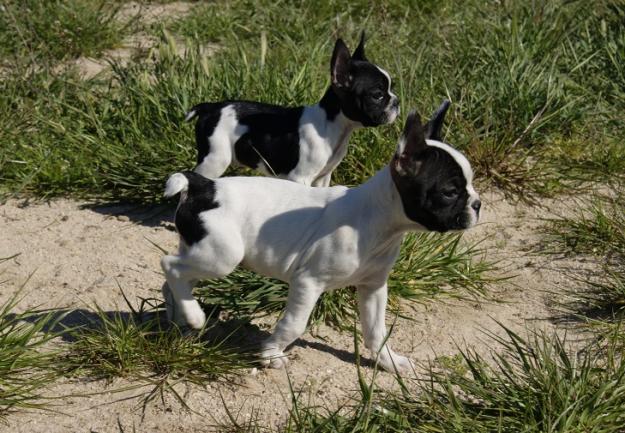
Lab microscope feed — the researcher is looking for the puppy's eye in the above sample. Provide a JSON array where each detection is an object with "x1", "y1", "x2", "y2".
[
  {"x1": 441, "y1": 188, "x2": 458, "y2": 199},
  {"x1": 370, "y1": 91, "x2": 384, "y2": 101}
]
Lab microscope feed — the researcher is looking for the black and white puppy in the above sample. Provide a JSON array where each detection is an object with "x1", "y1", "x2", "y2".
[
  {"x1": 161, "y1": 101, "x2": 480, "y2": 373},
  {"x1": 185, "y1": 33, "x2": 399, "y2": 186}
]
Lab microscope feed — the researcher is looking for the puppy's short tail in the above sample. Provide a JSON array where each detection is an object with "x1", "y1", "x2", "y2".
[
  {"x1": 184, "y1": 103, "x2": 215, "y2": 122},
  {"x1": 164, "y1": 172, "x2": 189, "y2": 198},
  {"x1": 184, "y1": 109, "x2": 198, "y2": 122}
]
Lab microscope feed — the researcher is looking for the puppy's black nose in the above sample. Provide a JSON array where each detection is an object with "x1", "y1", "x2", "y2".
[{"x1": 471, "y1": 200, "x2": 482, "y2": 213}]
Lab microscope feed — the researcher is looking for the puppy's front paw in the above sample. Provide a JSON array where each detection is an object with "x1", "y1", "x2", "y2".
[
  {"x1": 378, "y1": 351, "x2": 414, "y2": 374},
  {"x1": 183, "y1": 304, "x2": 206, "y2": 330},
  {"x1": 258, "y1": 347, "x2": 288, "y2": 369}
]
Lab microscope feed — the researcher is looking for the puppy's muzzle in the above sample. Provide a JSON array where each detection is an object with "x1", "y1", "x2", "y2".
[
  {"x1": 385, "y1": 97, "x2": 400, "y2": 124},
  {"x1": 461, "y1": 198, "x2": 481, "y2": 229}
]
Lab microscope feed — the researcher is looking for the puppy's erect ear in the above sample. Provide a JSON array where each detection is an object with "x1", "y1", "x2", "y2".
[
  {"x1": 394, "y1": 111, "x2": 427, "y2": 175},
  {"x1": 352, "y1": 31, "x2": 366, "y2": 61},
  {"x1": 331, "y1": 38, "x2": 352, "y2": 89},
  {"x1": 424, "y1": 99, "x2": 451, "y2": 141}
]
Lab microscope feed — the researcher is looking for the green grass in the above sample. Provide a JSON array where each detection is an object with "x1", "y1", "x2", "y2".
[
  {"x1": 225, "y1": 326, "x2": 625, "y2": 432},
  {"x1": 389, "y1": 327, "x2": 625, "y2": 433},
  {"x1": 544, "y1": 190, "x2": 625, "y2": 354},
  {"x1": 0, "y1": 0, "x2": 130, "y2": 63},
  {"x1": 565, "y1": 270, "x2": 625, "y2": 349},
  {"x1": 65, "y1": 295, "x2": 251, "y2": 409},
  {"x1": 1, "y1": 0, "x2": 624, "y2": 200},
  {"x1": 0, "y1": 296, "x2": 66, "y2": 418},
  {"x1": 0, "y1": 257, "x2": 67, "y2": 418},
  {"x1": 544, "y1": 192, "x2": 625, "y2": 260}
]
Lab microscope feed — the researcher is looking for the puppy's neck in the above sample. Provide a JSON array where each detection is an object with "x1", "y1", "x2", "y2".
[
  {"x1": 355, "y1": 166, "x2": 424, "y2": 234},
  {"x1": 318, "y1": 87, "x2": 360, "y2": 130}
]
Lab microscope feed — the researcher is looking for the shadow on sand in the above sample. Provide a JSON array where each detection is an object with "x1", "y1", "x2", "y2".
[{"x1": 13, "y1": 301, "x2": 373, "y2": 367}]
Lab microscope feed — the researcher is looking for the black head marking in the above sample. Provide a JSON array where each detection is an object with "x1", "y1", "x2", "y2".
[
  {"x1": 352, "y1": 31, "x2": 366, "y2": 61},
  {"x1": 424, "y1": 99, "x2": 451, "y2": 141},
  {"x1": 327, "y1": 35, "x2": 399, "y2": 127},
  {"x1": 391, "y1": 106, "x2": 474, "y2": 232}
]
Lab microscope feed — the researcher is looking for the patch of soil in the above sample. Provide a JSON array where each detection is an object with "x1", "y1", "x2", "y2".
[
  {"x1": 0, "y1": 190, "x2": 596, "y2": 432},
  {"x1": 68, "y1": 1, "x2": 218, "y2": 79},
  {"x1": 118, "y1": 2, "x2": 195, "y2": 25}
]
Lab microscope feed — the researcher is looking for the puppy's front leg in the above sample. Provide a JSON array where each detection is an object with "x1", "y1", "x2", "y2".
[
  {"x1": 260, "y1": 282, "x2": 323, "y2": 368},
  {"x1": 357, "y1": 283, "x2": 414, "y2": 373}
]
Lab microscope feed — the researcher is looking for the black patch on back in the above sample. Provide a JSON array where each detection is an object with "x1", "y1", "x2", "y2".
[
  {"x1": 191, "y1": 102, "x2": 228, "y2": 165},
  {"x1": 391, "y1": 147, "x2": 469, "y2": 232},
  {"x1": 232, "y1": 102, "x2": 304, "y2": 175},
  {"x1": 175, "y1": 171, "x2": 219, "y2": 245}
]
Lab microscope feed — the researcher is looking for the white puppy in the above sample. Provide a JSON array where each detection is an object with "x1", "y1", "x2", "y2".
[{"x1": 161, "y1": 101, "x2": 481, "y2": 373}]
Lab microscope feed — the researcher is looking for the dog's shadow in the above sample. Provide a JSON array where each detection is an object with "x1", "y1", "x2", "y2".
[
  {"x1": 85, "y1": 202, "x2": 175, "y2": 229},
  {"x1": 14, "y1": 304, "x2": 372, "y2": 368}
]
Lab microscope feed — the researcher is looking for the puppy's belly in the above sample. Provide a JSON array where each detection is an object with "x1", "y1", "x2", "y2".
[{"x1": 239, "y1": 255, "x2": 295, "y2": 283}]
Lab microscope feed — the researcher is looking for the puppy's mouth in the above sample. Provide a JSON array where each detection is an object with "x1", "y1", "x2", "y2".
[
  {"x1": 384, "y1": 99, "x2": 400, "y2": 124},
  {"x1": 455, "y1": 210, "x2": 479, "y2": 230}
]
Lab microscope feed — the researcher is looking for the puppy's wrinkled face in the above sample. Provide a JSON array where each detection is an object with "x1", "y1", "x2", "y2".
[
  {"x1": 330, "y1": 33, "x2": 399, "y2": 126},
  {"x1": 391, "y1": 101, "x2": 480, "y2": 232}
]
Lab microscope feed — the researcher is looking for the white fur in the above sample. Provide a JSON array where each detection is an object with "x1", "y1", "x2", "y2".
[
  {"x1": 164, "y1": 173, "x2": 188, "y2": 197},
  {"x1": 162, "y1": 154, "x2": 479, "y2": 373},
  {"x1": 376, "y1": 65, "x2": 399, "y2": 123}
]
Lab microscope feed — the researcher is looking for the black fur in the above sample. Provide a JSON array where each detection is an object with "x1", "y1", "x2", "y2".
[
  {"x1": 190, "y1": 102, "x2": 228, "y2": 165},
  {"x1": 318, "y1": 87, "x2": 341, "y2": 122},
  {"x1": 424, "y1": 100, "x2": 450, "y2": 141},
  {"x1": 392, "y1": 145, "x2": 469, "y2": 232},
  {"x1": 233, "y1": 102, "x2": 304, "y2": 175},
  {"x1": 175, "y1": 171, "x2": 219, "y2": 245},
  {"x1": 391, "y1": 106, "x2": 471, "y2": 232}
]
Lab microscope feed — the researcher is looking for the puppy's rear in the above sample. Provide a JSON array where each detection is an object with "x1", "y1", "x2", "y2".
[{"x1": 164, "y1": 171, "x2": 219, "y2": 246}]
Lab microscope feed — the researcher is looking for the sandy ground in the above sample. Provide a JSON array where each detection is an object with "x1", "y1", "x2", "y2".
[{"x1": 0, "y1": 189, "x2": 596, "y2": 432}]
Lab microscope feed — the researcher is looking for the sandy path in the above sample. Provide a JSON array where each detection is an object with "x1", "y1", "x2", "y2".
[{"x1": 0, "y1": 190, "x2": 593, "y2": 432}]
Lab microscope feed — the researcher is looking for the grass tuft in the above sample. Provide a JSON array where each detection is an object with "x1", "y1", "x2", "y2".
[
  {"x1": 544, "y1": 192, "x2": 625, "y2": 260},
  {"x1": 543, "y1": 189, "x2": 625, "y2": 350},
  {"x1": 65, "y1": 296, "x2": 250, "y2": 409},
  {"x1": 228, "y1": 326, "x2": 625, "y2": 432},
  {"x1": 0, "y1": 257, "x2": 67, "y2": 418},
  {"x1": 397, "y1": 327, "x2": 625, "y2": 432},
  {"x1": 0, "y1": 297, "x2": 65, "y2": 418}
]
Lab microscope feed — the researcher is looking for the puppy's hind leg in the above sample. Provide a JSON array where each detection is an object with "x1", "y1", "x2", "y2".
[
  {"x1": 161, "y1": 227, "x2": 244, "y2": 329},
  {"x1": 161, "y1": 256, "x2": 208, "y2": 329}
]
